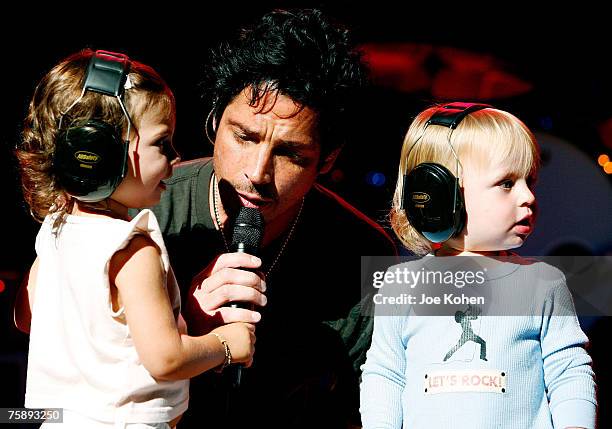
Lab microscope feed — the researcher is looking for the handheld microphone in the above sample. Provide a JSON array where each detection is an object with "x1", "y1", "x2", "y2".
[
  {"x1": 231, "y1": 206, "x2": 264, "y2": 255},
  {"x1": 228, "y1": 206, "x2": 264, "y2": 388}
]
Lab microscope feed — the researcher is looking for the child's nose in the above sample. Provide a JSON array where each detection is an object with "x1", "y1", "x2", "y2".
[
  {"x1": 163, "y1": 141, "x2": 180, "y2": 164},
  {"x1": 520, "y1": 183, "x2": 536, "y2": 206}
]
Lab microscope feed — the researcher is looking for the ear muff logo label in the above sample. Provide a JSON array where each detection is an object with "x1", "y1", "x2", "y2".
[
  {"x1": 411, "y1": 192, "x2": 430, "y2": 208},
  {"x1": 74, "y1": 151, "x2": 101, "y2": 164}
]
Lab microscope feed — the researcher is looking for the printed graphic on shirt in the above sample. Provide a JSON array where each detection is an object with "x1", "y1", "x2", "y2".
[
  {"x1": 424, "y1": 369, "x2": 507, "y2": 394},
  {"x1": 443, "y1": 304, "x2": 488, "y2": 362}
]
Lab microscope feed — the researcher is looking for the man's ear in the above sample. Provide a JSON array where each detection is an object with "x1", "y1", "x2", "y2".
[
  {"x1": 212, "y1": 111, "x2": 218, "y2": 133},
  {"x1": 318, "y1": 147, "x2": 342, "y2": 174}
]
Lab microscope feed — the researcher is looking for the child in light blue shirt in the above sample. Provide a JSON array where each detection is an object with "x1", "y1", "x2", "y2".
[{"x1": 360, "y1": 103, "x2": 596, "y2": 429}]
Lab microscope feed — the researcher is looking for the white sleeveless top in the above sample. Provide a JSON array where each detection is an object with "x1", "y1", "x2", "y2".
[{"x1": 25, "y1": 210, "x2": 189, "y2": 424}]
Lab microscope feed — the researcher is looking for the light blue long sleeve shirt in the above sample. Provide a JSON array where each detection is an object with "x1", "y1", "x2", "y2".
[{"x1": 360, "y1": 257, "x2": 597, "y2": 429}]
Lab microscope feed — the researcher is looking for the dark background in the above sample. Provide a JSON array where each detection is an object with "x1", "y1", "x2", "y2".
[{"x1": 1, "y1": 2, "x2": 611, "y2": 426}]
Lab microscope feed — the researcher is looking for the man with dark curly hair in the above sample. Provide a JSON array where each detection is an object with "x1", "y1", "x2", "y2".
[{"x1": 150, "y1": 9, "x2": 397, "y2": 428}]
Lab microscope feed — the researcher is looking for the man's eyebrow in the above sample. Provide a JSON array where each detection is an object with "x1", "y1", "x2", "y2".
[
  {"x1": 277, "y1": 139, "x2": 309, "y2": 149},
  {"x1": 228, "y1": 119, "x2": 316, "y2": 150},
  {"x1": 227, "y1": 119, "x2": 260, "y2": 136}
]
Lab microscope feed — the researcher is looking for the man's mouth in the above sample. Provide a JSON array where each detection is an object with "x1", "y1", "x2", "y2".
[{"x1": 237, "y1": 193, "x2": 273, "y2": 209}]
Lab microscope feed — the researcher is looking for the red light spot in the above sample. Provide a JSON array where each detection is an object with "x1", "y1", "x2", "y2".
[
  {"x1": 360, "y1": 43, "x2": 532, "y2": 99},
  {"x1": 330, "y1": 169, "x2": 345, "y2": 183},
  {"x1": 0, "y1": 279, "x2": 5, "y2": 294}
]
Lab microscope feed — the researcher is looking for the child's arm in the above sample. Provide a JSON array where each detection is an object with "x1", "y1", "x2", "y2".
[
  {"x1": 359, "y1": 291, "x2": 406, "y2": 428},
  {"x1": 541, "y1": 279, "x2": 597, "y2": 429},
  {"x1": 14, "y1": 258, "x2": 39, "y2": 334},
  {"x1": 110, "y1": 234, "x2": 255, "y2": 381},
  {"x1": 177, "y1": 313, "x2": 188, "y2": 335}
]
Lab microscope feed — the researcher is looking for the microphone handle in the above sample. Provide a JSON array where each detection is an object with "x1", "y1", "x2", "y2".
[
  {"x1": 228, "y1": 301, "x2": 253, "y2": 388},
  {"x1": 228, "y1": 242, "x2": 261, "y2": 388}
]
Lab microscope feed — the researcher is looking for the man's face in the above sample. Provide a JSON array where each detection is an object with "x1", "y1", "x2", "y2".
[{"x1": 213, "y1": 90, "x2": 333, "y2": 226}]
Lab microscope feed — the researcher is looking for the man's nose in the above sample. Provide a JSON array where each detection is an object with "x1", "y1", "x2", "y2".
[{"x1": 246, "y1": 145, "x2": 273, "y2": 185}]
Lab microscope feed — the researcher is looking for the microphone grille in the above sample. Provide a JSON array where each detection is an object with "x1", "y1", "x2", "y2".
[{"x1": 231, "y1": 207, "x2": 264, "y2": 252}]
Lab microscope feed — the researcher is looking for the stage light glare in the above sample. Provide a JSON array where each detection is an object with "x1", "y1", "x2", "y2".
[{"x1": 598, "y1": 154, "x2": 609, "y2": 166}]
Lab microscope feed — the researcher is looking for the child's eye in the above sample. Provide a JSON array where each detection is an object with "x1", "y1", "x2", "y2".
[
  {"x1": 154, "y1": 138, "x2": 171, "y2": 148},
  {"x1": 155, "y1": 139, "x2": 176, "y2": 158},
  {"x1": 499, "y1": 179, "x2": 514, "y2": 189}
]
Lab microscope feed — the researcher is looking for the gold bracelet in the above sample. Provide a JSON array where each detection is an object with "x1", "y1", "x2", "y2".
[{"x1": 211, "y1": 333, "x2": 232, "y2": 371}]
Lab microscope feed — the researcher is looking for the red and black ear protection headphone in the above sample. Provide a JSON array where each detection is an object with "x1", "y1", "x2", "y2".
[
  {"x1": 400, "y1": 102, "x2": 492, "y2": 243},
  {"x1": 53, "y1": 50, "x2": 132, "y2": 203}
]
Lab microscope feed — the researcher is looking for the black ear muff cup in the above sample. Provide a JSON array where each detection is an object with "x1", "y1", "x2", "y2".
[
  {"x1": 54, "y1": 119, "x2": 128, "y2": 202},
  {"x1": 403, "y1": 163, "x2": 465, "y2": 243}
]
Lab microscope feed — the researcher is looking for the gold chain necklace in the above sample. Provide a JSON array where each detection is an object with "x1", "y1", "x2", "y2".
[{"x1": 212, "y1": 172, "x2": 303, "y2": 277}]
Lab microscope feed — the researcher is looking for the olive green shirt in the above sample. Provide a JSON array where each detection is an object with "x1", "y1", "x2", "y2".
[{"x1": 145, "y1": 158, "x2": 397, "y2": 428}]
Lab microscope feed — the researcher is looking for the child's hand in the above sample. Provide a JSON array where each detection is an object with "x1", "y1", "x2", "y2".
[{"x1": 212, "y1": 322, "x2": 256, "y2": 367}]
